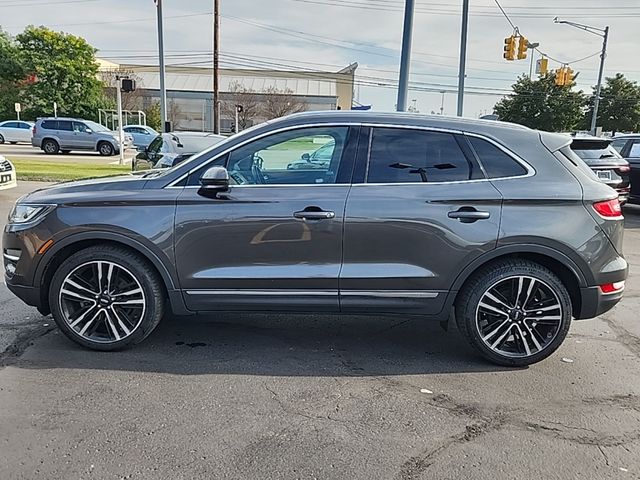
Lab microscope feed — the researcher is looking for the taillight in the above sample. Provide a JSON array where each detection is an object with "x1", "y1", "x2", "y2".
[
  {"x1": 593, "y1": 198, "x2": 622, "y2": 218},
  {"x1": 619, "y1": 165, "x2": 631, "y2": 172},
  {"x1": 600, "y1": 281, "x2": 625, "y2": 294},
  {"x1": 32, "y1": 126, "x2": 36, "y2": 136}
]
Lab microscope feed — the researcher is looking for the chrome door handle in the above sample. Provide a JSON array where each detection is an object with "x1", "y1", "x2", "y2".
[
  {"x1": 448, "y1": 208, "x2": 490, "y2": 223},
  {"x1": 293, "y1": 209, "x2": 335, "y2": 220}
]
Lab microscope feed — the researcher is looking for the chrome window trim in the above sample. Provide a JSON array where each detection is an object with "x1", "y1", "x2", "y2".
[
  {"x1": 167, "y1": 121, "x2": 536, "y2": 188},
  {"x1": 166, "y1": 122, "x2": 361, "y2": 188},
  {"x1": 341, "y1": 290, "x2": 439, "y2": 298}
]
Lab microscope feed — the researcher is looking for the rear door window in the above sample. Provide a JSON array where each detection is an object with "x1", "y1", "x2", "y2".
[
  {"x1": 41, "y1": 120, "x2": 57, "y2": 130},
  {"x1": 57, "y1": 121, "x2": 73, "y2": 131},
  {"x1": 367, "y1": 128, "x2": 482, "y2": 183},
  {"x1": 467, "y1": 136, "x2": 528, "y2": 178}
]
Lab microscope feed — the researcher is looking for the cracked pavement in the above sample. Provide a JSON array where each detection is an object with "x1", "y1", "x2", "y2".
[{"x1": 1, "y1": 184, "x2": 640, "y2": 479}]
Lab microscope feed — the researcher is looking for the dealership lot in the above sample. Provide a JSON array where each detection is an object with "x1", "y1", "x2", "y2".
[{"x1": 1, "y1": 183, "x2": 640, "y2": 479}]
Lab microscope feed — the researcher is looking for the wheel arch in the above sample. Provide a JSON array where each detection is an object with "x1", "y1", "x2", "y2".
[
  {"x1": 446, "y1": 244, "x2": 589, "y2": 318},
  {"x1": 35, "y1": 232, "x2": 186, "y2": 316}
]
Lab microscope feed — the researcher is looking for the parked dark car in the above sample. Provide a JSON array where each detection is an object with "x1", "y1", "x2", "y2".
[
  {"x1": 132, "y1": 131, "x2": 226, "y2": 171},
  {"x1": 612, "y1": 134, "x2": 640, "y2": 204},
  {"x1": 4, "y1": 112, "x2": 627, "y2": 366},
  {"x1": 570, "y1": 136, "x2": 631, "y2": 204}
]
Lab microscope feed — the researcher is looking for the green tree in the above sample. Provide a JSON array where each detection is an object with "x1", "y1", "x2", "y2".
[
  {"x1": 16, "y1": 26, "x2": 107, "y2": 120},
  {"x1": 584, "y1": 73, "x2": 640, "y2": 134},
  {"x1": 144, "y1": 101, "x2": 162, "y2": 131},
  {"x1": 0, "y1": 30, "x2": 25, "y2": 120},
  {"x1": 494, "y1": 74, "x2": 585, "y2": 132}
]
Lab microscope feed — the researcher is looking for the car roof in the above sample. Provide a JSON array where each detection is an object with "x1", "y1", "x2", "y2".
[
  {"x1": 169, "y1": 131, "x2": 225, "y2": 138},
  {"x1": 613, "y1": 133, "x2": 640, "y2": 139}
]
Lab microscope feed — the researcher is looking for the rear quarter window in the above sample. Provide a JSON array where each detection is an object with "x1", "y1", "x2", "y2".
[
  {"x1": 467, "y1": 136, "x2": 528, "y2": 178},
  {"x1": 41, "y1": 120, "x2": 57, "y2": 130}
]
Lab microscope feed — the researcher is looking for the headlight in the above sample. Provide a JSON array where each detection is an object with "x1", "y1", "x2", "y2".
[{"x1": 8, "y1": 204, "x2": 55, "y2": 224}]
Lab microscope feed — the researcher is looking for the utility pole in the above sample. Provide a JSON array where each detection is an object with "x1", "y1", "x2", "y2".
[
  {"x1": 116, "y1": 77, "x2": 125, "y2": 165},
  {"x1": 456, "y1": 0, "x2": 469, "y2": 117},
  {"x1": 155, "y1": 0, "x2": 168, "y2": 132},
  {"x1": 396, "y1": 0, "x2": 415, "y2": 112},
  {"x1": 213, "y1": 0, "x2": 220, "y2": 133},
  {"x1": 555, "y1": 18, "x2": 609, "y2": 135}
]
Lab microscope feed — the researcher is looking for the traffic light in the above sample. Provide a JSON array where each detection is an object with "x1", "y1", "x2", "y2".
[
  {"x1": 517, "y1": 36, "x2": 528, "y2": 60},
  {"x1": 503, "y1": 36, "x2": 516, "y2": 61},
  {"x1": 564, "y1": 67, "x2": 575, "y2": 85},
  {"x1": 536, "y1": 57, "x2": 549, "y2": 76},
  {"x1": 555, "y1": 67, "x2": 569, "y2": 86}
]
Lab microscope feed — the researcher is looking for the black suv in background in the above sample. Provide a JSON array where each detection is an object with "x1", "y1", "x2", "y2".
[
  {"x1": 612, "y1": 134, "x2": 640, "y2": 204},
  {"x1": 4, "y1": 112, "x2": 627, "y2": 366},
  {"x1": 570, "y1": 135, "x2": 631, "y2": 204}
]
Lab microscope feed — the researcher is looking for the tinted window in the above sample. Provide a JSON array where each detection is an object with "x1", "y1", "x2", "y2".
[
  {"x1": 19, "y1": 122, "x2": 31, "y2": 129},
  {"x1": 630, "y1": 141, "x2": 640, "y2": 158},
  {"x1": 3, "y1": 122, "x2": 19, "y2": 128},
  {"x1": 468, "y1": 136, "x2": 528, "y2": 178},
  {"x1": 41, "y1": 120, "x2": 57, "y2": 130},
  {"x1": 611, "y1": 138, "x2": 627, "y2": 154},
  {"x1": 571, "y1": 140, "x2": 622, "y2": 160},
  {"x1": 226, "y1": 127, "x2": 348, "y2": 185},
  {"x1": 367, "y1": 128, "x2": 478, "y2": 183},
  {"x1": 57, "y1": 121, "x2": 73, "y2": 131}
]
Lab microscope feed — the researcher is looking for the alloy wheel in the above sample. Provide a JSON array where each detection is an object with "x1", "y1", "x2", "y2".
[
  {"x1": 475, "y1": 275, "x2": 563, "y2": 358},
  {"x1": 58, "y1": 261, "x2": 146, "y2": 343}
]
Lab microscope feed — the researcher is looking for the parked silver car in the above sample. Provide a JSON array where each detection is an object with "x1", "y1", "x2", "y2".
[
  {"x1": 0, "y1": 120, "x2": 34, "y2": 144},
  {"x1": 32, "y1": 117, "x2": 133, "y2": 156}
]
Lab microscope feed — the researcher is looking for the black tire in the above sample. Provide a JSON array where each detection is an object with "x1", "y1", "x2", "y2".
[
  {"x1": 98, "y1": 142, "x2": 115, "y2": 156},
  {"x1": 0, "y1": 133, "x2": 5, "y2": 144},
  {"x1": 455, "y1": 259, "x2": 572, "y2": 367},
  {"x1": 42, "y1": 138, "x2": 59, "y2": 154},
  {"x1": 48, "y1": 245, "x2": 166, "y2": 351}
]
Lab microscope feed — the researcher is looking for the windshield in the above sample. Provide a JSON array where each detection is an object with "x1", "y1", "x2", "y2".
[{"x1": 85, "y1": 120, "x2": 111, "y2": 133}]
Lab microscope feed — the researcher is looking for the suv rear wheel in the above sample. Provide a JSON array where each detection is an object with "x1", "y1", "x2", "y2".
[
  {"x1": 456, "y1": 259, "x2": 572, "y2": 367},
  {"x1": 42, "y1": 139, "x2": 59, "y2": 154},
  {"x1": 49, "y1": 245, "x2": 166, "y2": 351}
]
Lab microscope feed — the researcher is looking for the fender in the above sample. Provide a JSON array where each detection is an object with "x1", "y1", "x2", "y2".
[{"x1": 35, "y1": 230, "x2": 177, "y2": 290}]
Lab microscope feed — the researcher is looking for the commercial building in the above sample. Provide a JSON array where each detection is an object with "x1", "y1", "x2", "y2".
[{"x1": 97, "y1": 59, "x2": 357, "y2": 132}]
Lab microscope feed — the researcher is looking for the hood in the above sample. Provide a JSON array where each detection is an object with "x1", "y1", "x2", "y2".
[{"x1": 23, "y1": 174, "x2": 147, "y2": 204}]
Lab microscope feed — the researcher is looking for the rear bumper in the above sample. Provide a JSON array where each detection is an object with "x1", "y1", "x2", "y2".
[{"x1": 577, "y1": 285, "x2": 624, "y2": 319}]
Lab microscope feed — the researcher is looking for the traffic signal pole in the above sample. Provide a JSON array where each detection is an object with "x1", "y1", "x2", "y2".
[
  {"x1": 155, "y1": 0, "x2": 168, "y2": 132},
  {"x1": 456, "y1": 0, "x2": 469, "y2": 117},
  {"x1": 591, "y1": 26, "x2": 609, "y2": 134},
  {"x1": 396, "y1": 0, "x2": 414, "y2": 112},
  {"x1": 213, "y1": 0, "x2": 220, "y2": 134}
]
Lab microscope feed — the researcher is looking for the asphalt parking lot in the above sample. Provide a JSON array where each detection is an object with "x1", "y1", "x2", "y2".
[{"x1": 1, "y1": 182, "x2": 640, "y2": 479}]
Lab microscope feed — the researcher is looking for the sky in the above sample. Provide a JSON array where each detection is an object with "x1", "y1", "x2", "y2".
[{"x1": 1, "y1": 0, "x2": 639, "y2": 117}]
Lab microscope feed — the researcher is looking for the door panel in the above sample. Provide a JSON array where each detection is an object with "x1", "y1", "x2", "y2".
[
  {"x1": 174, "y1": 125, "x2": 358, "y2": 312},
  {"x1": 175, "y1": 185, "x2": 349, "y2": 311},
  {"x1": 340, "y1": 127, "x2": 502, "y2": 315}
]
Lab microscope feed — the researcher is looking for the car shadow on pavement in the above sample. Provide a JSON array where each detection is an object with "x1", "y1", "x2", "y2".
[{"x1": 12, "y1": 312, "x2": 515, "y2": 376}]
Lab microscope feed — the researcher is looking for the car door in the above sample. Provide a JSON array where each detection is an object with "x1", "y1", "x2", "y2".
[
  {"x1": 1, "y1": 122, "x2": 20, "y2": 142},
  {"x1": 18, "y1": 122, "x2": 33, "y2": 143},
  {"x1": 72, "y1": 121, "x2": 95, "y2": 150},
  {"x1": 340, "y1": 126, "x2": 502, "y2": 315},
  {"x1": 174, "y1": 125, "x2": 358, "y2": 312},
  {"x1": 56, "y1": 120, "x2": 74, "y2": 148}
]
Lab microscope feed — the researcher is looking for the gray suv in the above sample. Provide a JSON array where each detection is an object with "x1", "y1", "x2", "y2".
[
  {"x1": 32, "y1": 117, "x2": 132, "y2": 156},
  {"x1": 4, "y1": 112, "x2": 627, "y2": 366}
]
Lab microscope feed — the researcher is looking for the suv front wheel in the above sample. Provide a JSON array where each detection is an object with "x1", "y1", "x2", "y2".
[
  {"x1": 49, "y1": 245, "x2": 166, "y2": 351},
  {"x1": 456, "y1": 259, "x2": 572, "y2": 366},
  {"x1": 98, "y1": 141, "x2": 115, "y2": 156}
]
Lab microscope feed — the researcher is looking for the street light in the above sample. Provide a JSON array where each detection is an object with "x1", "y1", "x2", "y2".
[
  {"x1": 526, "y1": 41, "x2": 540, "y2": 79},
  {"x1": 555, "y1": 18, "x2": 609, "y2": 134}
]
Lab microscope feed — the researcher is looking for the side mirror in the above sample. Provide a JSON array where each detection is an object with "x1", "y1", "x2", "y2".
[
  {"x1": 199, "y1": 166, "x2": 229, "y2": 196},
  {"x1": 302, "y1": 153, "x2": 311, "y2": 161},
  {"x1": 136, "y1": 145, "x2": 146, "y2": 152},
  {"x1": 85, "y1": 129, "x2": 93, "y2": 134}
]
